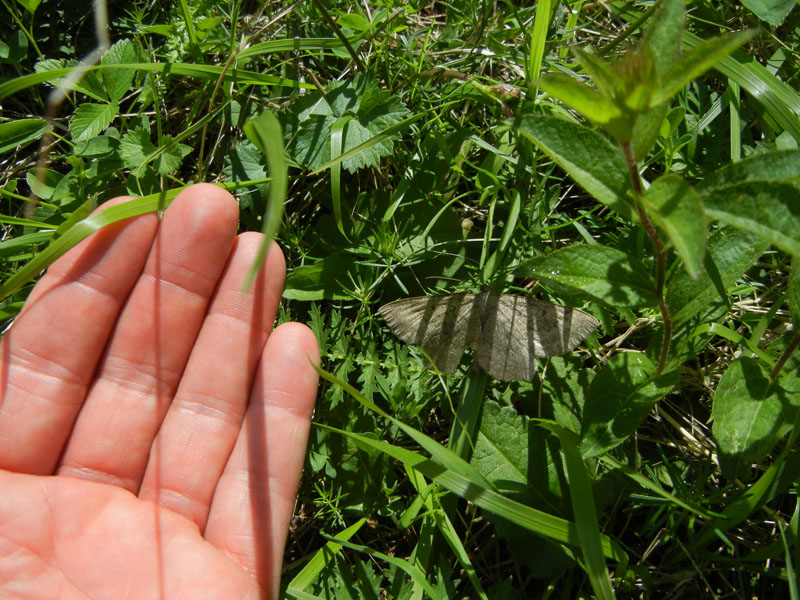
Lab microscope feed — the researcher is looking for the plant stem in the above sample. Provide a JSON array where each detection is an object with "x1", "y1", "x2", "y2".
[
  {"x1": 622, "y1": 141, "x2": 672, "y2": 373},
  {"x1": 769, "y1": 328, "x2": 800, "y2": 380}
]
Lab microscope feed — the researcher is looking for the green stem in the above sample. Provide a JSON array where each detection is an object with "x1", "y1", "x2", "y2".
[
  {"x1": 769, "y1": 328, "x2": 800, "y2": 380},
  {"x1": 622, "y1": 141, "x2": 672, "y2": 373}
]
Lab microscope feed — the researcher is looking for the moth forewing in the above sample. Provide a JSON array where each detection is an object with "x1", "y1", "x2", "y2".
[{"x1": 379, "y1": 290, "x2": 599, "y2": 381}]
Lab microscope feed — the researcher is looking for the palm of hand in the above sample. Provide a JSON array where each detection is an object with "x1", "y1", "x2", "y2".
[{"x1": 0, "y1": 185, "x2": 319, "y2": 599}]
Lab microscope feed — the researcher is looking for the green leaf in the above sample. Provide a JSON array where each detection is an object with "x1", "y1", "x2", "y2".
[
  {"x1": 741, "y1": 0, "x2": 796, "y2": 26},
  {"x1": 642, "y1": 0, "x2": 684, "y2": 77},
  {"x1": 118, "y1": 128, "x2": 190, "y2": 175},
  {"x1": 654, "y1": 29, "x2": 757, "y2": 106},
  {"x1": 581, "y1": 353, "x2": 678, "y2": 458},
  {"x1": 702, "y1": 182, "x2": 800, "y2": 258},
  {"x1": 518, "y1": 244, "x2": 658, "y2": 308},
  {"x1": 512, "y1": 116, "x2": 634, "y2": 219},
  {"x1": 100, "y1": 39, "x2": 137, "y2": 103},
  {"x1": 290, "y1": 72, "x2": 410, "y2": 172},
  {"x1": 631, "y1": 102, "x2": 669, "y2": 162},
  {"x1": 472, "y1": 400, "x2": 564, "y2": 514},
  {"x1": 712, "y1": 358, "x2": 800, "y2": 480},
  {"x1": 572, "y1": 47, "x2": 617, "y2": 99},
  {"x1": 15, "y1": 0, "x2": 41, "y2": 13},
  {"x1": 667, "y1": 227, "x2": 769, "y2": 329},
  {"x1": 283, "y1": 253, "x2": 354, "y2": 300},
  {"x1": 242, "y1": 111, "x2": 287, "y2": 290},
  {"x1": 0, "y1": 118, "x2": 46, "y2": 153},
  {"x1": 69, "y1": 101, "x2": 118, "y2": 141},
  {"x1": 537, "y1": 74, "x2": 629, "y2": 141},
  {"x1": 641, "y1": 174, "x2": 706, "y2": 279},
  {"x1": 697, "y1": 150, "x2": 800, "y2": 193}
]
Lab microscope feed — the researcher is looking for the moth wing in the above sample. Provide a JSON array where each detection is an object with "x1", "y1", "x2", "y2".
[
  {"x1": 475, "y1": 295, "x2": 599, "y2": 382},
  {"x1": 379, "y1": 292, "x2": 478, "y2": 374}
]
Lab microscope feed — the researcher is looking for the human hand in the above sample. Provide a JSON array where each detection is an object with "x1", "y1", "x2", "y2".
[{"x1": 0, "y1": 184, "x2": 320, "y2": 599}]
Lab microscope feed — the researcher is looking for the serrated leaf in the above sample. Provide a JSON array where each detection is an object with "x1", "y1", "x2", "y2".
[
  {"x1": 702, "y1": 181, "x2": 800, "y2": 258},
  {"x1": 118, "y1": 128, "x2": 190, "y2": 175},
  {"x1": 153, "y1": 137, "x2": 191, "y2": 175},
  {"x1": 290, "y1": 73, "x2": 410, "y2": 172},
  {"x1": 0, "y1": 118, "x2": 46, "y2": 153},
  {"x1": 69, "y1": 101, "x2": 118, "y2": 141},
  {"x1": 641, "y1": 174, "x2": 706, "y2": 279},
  {"x1": 100, "y1": 39, "x2": 137, "y2": 103},
  {"x1": 33, "y1": 58, "x2": 107, "y2": 102},
  {"x1": 581, "y1": 353, "x2": 678, "y2": 458},
  {"x1": 117, "y1": 128, "x2": 153, "y2": 169},
  {"x1": 519, "y1": 244, "x2": 657, "y2": 308},
  {"x1": 712, "y1": 358, "x2": 800, "y2": 480},
  {"x1": 512, "y1": 116, "x2": 634, "y2": 219},
  {"x1": 654, "y1": 29, "x2": 757, "y2": 106}
]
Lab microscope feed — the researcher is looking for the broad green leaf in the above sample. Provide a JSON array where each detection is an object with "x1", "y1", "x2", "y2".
[
  {"x1": 667, "y1": 227, "x2": 768, "y2": 327},
  {"x1": 789, "y1": 259, "x2": 800, "y2": 326},
  {"x1": 572, "y1": 47, "x2": 616, "y2": 99},
  {"x1": 642, "y1": 0, "x2": 684, "y2": 77},
  {"x1": 26, "y1": 168, "x2": 62, "y2": 201},
  {"x1": 512, "y1": 116, "x2": 634, "y2": 219},
  {"x1": 537, "y1": 74, "x2": 629, "y2": 141},
  {"x1": 15, "y1": 0, "x2": 41, "y2": 13},
  {"x1": 472, "y1": 400, "x2": 564, "y2": 514},
  {"x1": 641, "y1": 174, "x2": 706, "y2": 279},
  {"x1": 631, "y1": 102, "x2": 669, "y2": 162},
  {"x1": 697, "y1": 150, "x2": 800, "y2": 193},
  {"x1": 100, "y1": 39, "x2": 137, "y2": 103},
  {"x1": 654, "y1": 29, "x2": 757, "y2": 106},
  {"x1": 69, "y1": 101, "x2": 118, "y2": 141},
  {"x1": 581, "y1": 353, "x2": 678, "y2": 458},
  {"x1": 290, "y1": 73, "x2": 410, "y2": 172},
  {"x1": 702, "y1": 182, "x2": 800, "y2": 258},
  {"x1": 283, "y1": 253, "x2": 354, "y2": 300},
  {"x1": 542, "y1": 355, "x2": 595, "y2": 435},
  {"x1": 519, "y1": 244, "x2": 657, "y2": 308},
  {"x1": 242, "y1": 111, "x2": 287, "y2": 290},
  {"x1": 741, "y1": 0, "x2": 796, "y2": 26},
  {"x1": 712, "y1": 358, "x2": 800, "y2": 480},
  {"x1": 0, "y1": 118, "x2": 46, "y2": 153}
]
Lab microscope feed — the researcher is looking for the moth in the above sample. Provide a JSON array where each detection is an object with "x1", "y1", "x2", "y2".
[{"x1": 379, "y1": 287, "x2": 599, "y2": 381}]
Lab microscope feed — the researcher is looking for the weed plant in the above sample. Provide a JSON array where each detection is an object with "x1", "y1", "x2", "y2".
[{"x1": 2, "y1": 0, "x2": 800, "y2": 597}]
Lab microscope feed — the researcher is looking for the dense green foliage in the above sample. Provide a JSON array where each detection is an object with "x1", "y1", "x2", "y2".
[{"x1": 2, "y1": 0, "x2": 800, "y2": 597}]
